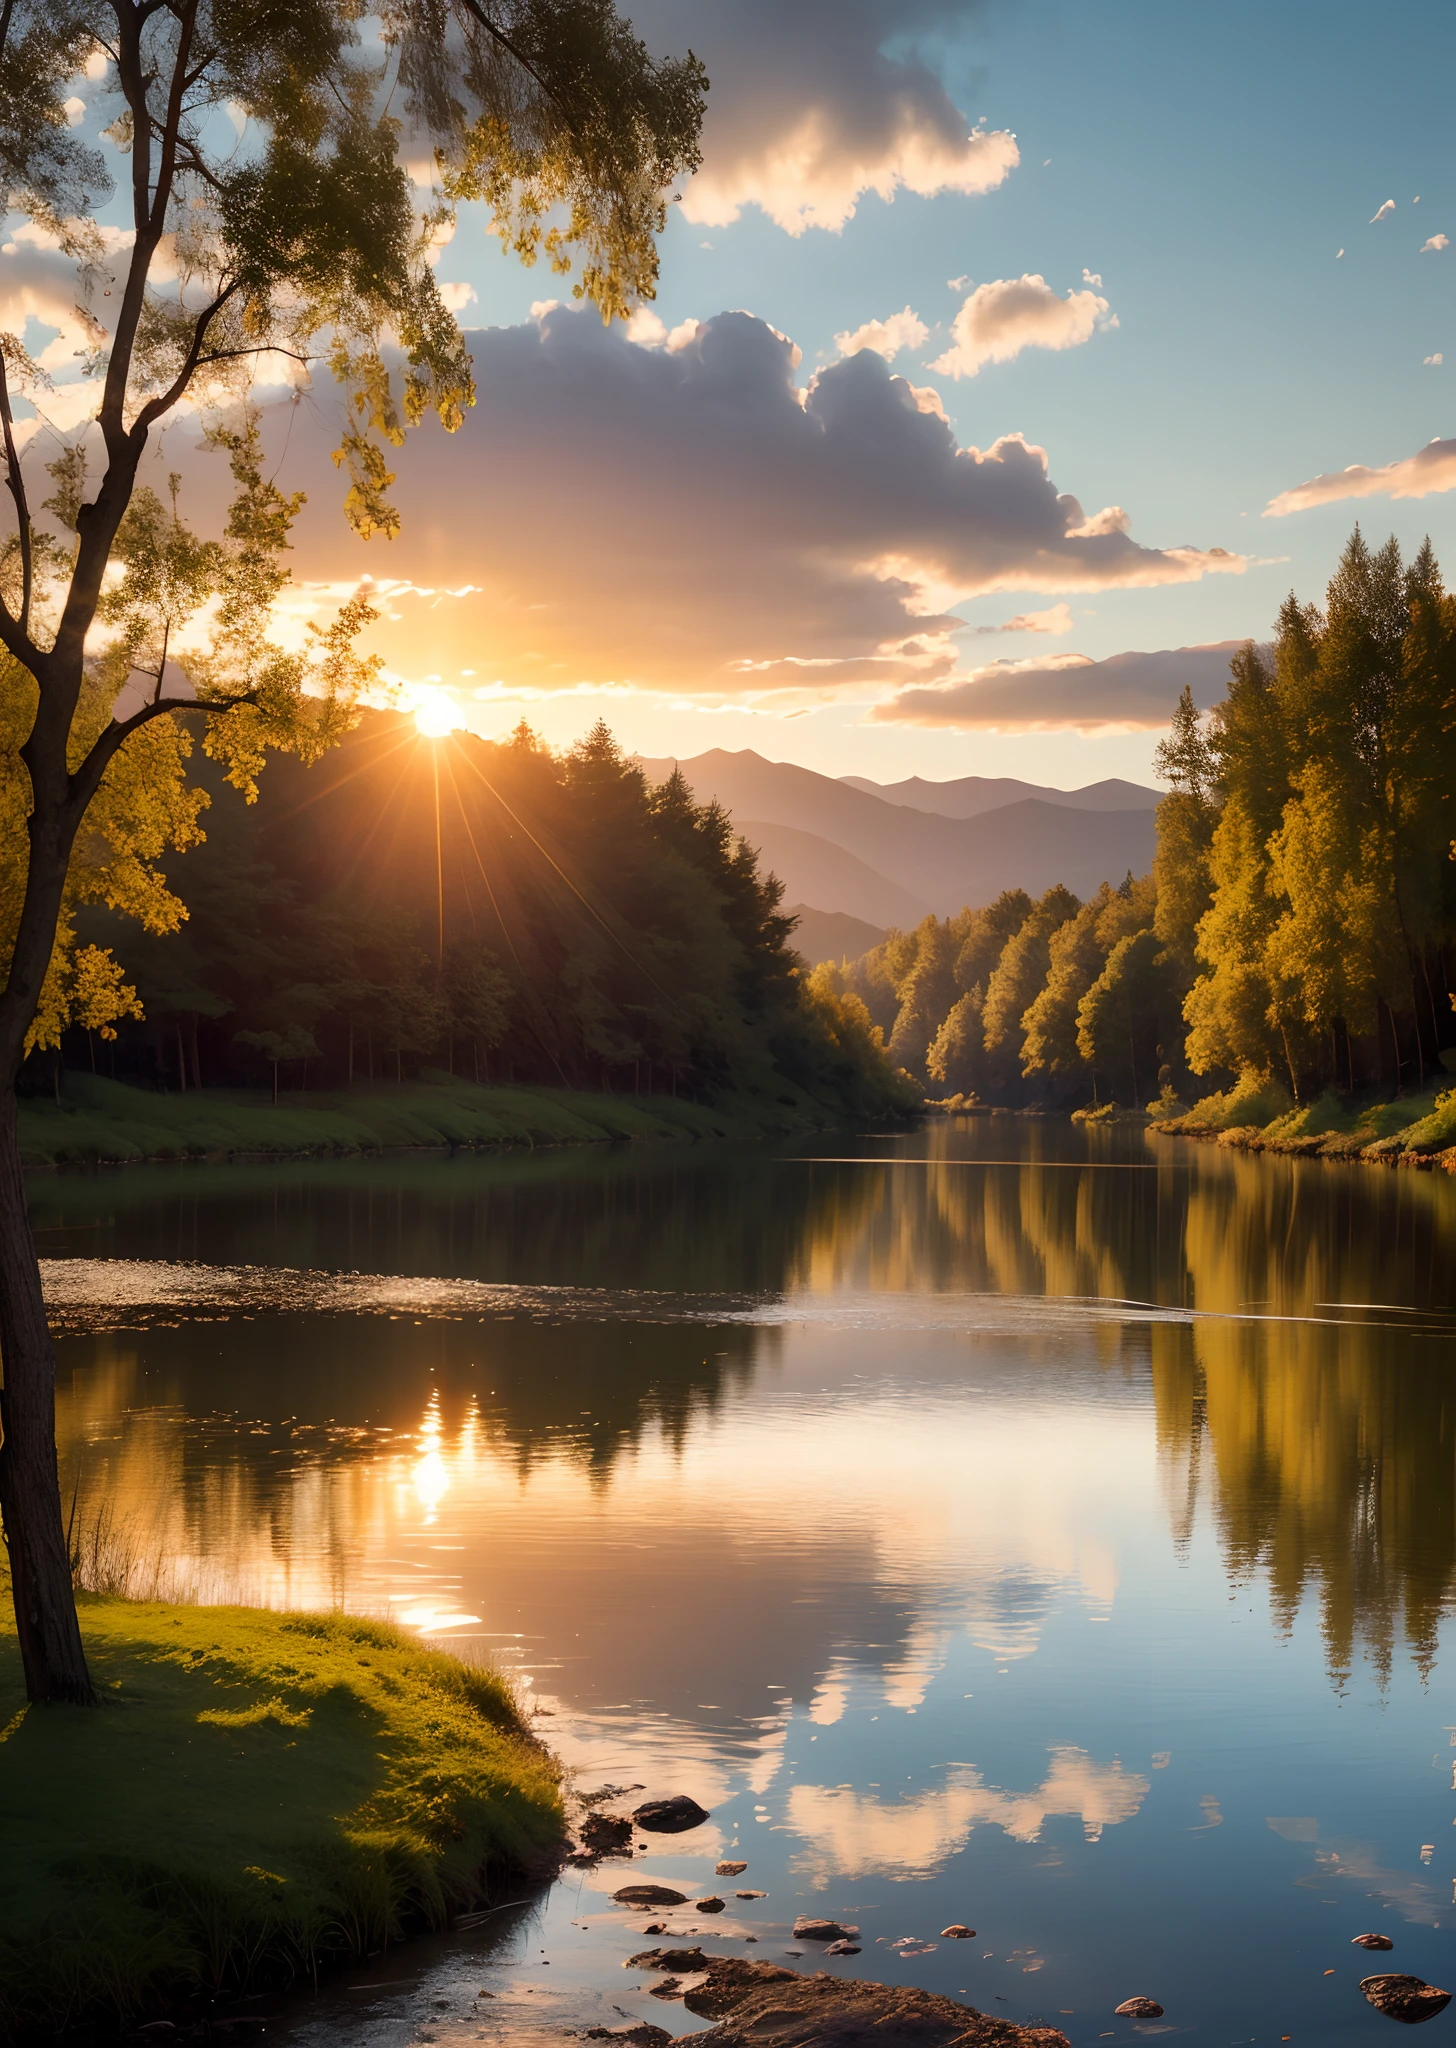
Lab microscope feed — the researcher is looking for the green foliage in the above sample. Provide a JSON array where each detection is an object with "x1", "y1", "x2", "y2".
[
  {"x1": 1175, "y1": 529, "x2": 1456, "y2": 1097},
  {"x1": 0, "y1": 1591, "x2": 561, "y2": 2036}
]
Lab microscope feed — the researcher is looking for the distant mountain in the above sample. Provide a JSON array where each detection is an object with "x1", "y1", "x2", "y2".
[
  {"x1": 636, "y1": 749, "x2": 1159, "y2": 921},
  {"x1": 839, "y1": 772, "x2": 1162, "y2": 817},
  {"x1": 737, "y1": 821, "x2": 931, "y2": 927},
  {"x1": 786, "y1": 904, "x2": 889, "y2": 966}
]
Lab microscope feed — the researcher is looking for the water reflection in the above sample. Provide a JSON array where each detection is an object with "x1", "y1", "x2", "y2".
[{"x1": 38, "y1": 1120, "x2": 1456, "y2": 2046}]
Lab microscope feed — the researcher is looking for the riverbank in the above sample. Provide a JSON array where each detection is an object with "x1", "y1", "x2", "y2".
[
  {"x1": 17, "y1": 1071, "x2": 836, "y2": 1170},
  {"x1": 1150, "y1": 1072, "x2": 1456, "y2": 1167},
  {"x1": 0, "y1": 1591, "x2": 562, "y2": 2039}
]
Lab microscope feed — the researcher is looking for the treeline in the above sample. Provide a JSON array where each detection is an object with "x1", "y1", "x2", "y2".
[
  {"x1": 817, "y1": 527, "x2": 1456, "y2": 1108},
  {"x1": 60, "y1": 712, "x2": 915, "y2": 1121}
]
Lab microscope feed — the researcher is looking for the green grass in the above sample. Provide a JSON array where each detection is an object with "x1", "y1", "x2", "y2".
[
  {"x1": 17, "y1": 1069, "x2": 824, "y2": 1168},
  {"x1": 1152, "y1": 1071, "x2": 1456, "y2": 1166},
  {"x1": 0, "y1": 1593, "x2": 562, "y2": 2037}
]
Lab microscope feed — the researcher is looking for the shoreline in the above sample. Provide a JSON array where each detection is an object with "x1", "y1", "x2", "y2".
[{"x1": 17, "y1": 1071, "x2": 844, "y2": 1173}]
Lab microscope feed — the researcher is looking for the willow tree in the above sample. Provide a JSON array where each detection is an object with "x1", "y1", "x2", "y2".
[{"x1": 0, "y1": 0, "x2": 704, "y2": 1704}]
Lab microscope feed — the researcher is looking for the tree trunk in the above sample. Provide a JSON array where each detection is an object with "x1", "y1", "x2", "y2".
[{"x1": 0, "y1": 1087, "x2": 95, "y2": 1703}]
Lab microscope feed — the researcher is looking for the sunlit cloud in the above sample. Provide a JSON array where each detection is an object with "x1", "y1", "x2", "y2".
[
  {"x1": 631, "y1": 0, "x2": 1019, "y2": 234},
  {"x1": 870, "y1": 640, "x2": 1250, "y2": 734},
  {"x1": 930, "y1": 274, "x2": 1114, "y2": 380},
  {"x1": 1264, "y1": 434, "x2": 1456, "y2": 515},
  {"x1": 147, "y1": 307, "x2": 1243, "y2": 711},
  {"x1": 1370, "y1": 199, "x2": 1395, "y2": 223},
  {"x1": 1421, "y1": 233, "x2": 1449, "y2": 252},
  {"x1": 975, "y1": 601, "x2": 1075, "y2": 636},
  {"x1": 835, "y1": 306, "x2": 929, "y2": 360}
]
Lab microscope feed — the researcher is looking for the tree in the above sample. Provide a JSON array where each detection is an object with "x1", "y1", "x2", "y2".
[
  {"x1": 443, "y1": 941, "x2": 511, "y2": 1079},
  {"x1": 926, "y1": 989, "x2": 985, "y2": 1096},
  {"x1": 981, "y1": 884, "x2": 1079, "y2": 1055},
  {"x1": 1076, "y1": 928, "x2": 1177, "y2": 1105},
  {"x1": 888, "y1": 915, "x2": 957, "y2": 1075},
  {"x1": 0, "y1": 2, "x2": 705, "y2": 1702}
]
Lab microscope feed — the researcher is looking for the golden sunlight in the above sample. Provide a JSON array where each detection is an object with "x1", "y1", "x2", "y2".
[{"x1": 414, "y1": 689, "x2": 464, "y2": 739}]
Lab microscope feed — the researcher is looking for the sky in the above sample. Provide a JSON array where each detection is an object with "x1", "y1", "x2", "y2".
[{"x1": 16, "y1": 0, "x2": 1456, "y2": 788}]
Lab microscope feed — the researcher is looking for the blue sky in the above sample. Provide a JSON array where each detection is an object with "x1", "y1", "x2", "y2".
[
  {"x1": 25, "y1": 0, "x2": 1456, "y2": 788},
  {"x1": 405, "y1": 0, "x2": 1456, "y2": 783}
]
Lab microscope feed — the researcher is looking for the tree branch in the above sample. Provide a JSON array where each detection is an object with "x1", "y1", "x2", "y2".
[
  {"x1": 0, "y1": 352, "x2": 34, "y2": 635},
  {"x1": 69, "y1": 683, "x2": 256, "y2": 821},
  {"x1": 130, "y1": 281, "x2": 241, "y2": 435},
  {"x1": 451, "y1": 0, "x2": 578, "y2": 127}
]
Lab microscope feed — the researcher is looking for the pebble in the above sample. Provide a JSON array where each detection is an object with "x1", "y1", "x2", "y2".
[
  {"x1": 1360, "y1": 1975, "x2": 1452, "y2": 2024},
  {"x1": 941, "y1": 1925, "x2": 977, "y2": 1939},
  {"x1": 1354, "y1": 1934, "x2": 1396, "y2": 1951},
  {"x1": 717, "y1": 1861, "x2": 748, "y2": 1876},
  {"x1": 696, "y1": 1896, "x2": 726, "y2": 1913},
  {"x1": 1114, "y1": 1997, "x2": 1165, "y2": 2018},
  {"x1": 612, "y1": 1885, "x2": 688, "y2": 1908},
  {"x1": 793, "y1": 1918, "x2": 856, "y2": 1941},
  {"x1": 736, "y1": 1890, "x2": 767, "y2": 1900},
  {"x1": 826, "y1": 1940, "x2": 862, "y2": 1956}
]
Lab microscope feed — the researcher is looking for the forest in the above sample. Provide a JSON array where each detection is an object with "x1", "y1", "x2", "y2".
[
  {"x1": 28, "y1": 710, "x2": 915, "y2": 1122},
  {"x1": 816, "y1": 528, "x2": 1456, "y2": 1109}
]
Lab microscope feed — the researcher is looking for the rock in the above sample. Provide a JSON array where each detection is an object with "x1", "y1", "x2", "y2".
[
  {"x1": 1360, "y1": 1975, "x2": 1452, "y2": 2024},
  {"x1": 717, "y1": 1862, "x2": 749, "y2": 1877},
  {"x1": 892, "y1": 1942, "x2": 937, "y2": 1958},
  {"x1": 1113, "y1": 1999, "x2": 1165, "y2": 2019},
  {"x1": 1354, "y1": 1935, "x2": 1396, "y2": 1952},
  {"x1": 678, "y1": 1957, "x2": 1072, "y2": 2045},
  {"x1": 736, "y1": 1890, "x2": 767, "y2": 1900},
  {"x1": 583, "y1": 2028, "x2": 671, "y2": 2047},
  {"x1": 648, "y1": 1977, "x2": 684, "y2": 2001},
  {"x1": 696, "y1": 1897, "x2": 727, "y2": 1913},
  {"x1": 613, "y1": 1885, "x2": 689, "y2": 1908},
  {"x1": 581, "y1": 1812, "x2": 634, "y2": 1854},
  {"x1": 792, "y1": 1918, "x2": 856, "y2": 1941},
  {"x1": 629, "y1": 1949, "x2": 711, "y2": 1973},
  {"x1": 825, "y1": 1940, "x2": 862, "y2": 1956},
  {"x1": 642, "y1": 1922, "x2": 667, "y2": 1936},
  {"x1": 633, "y1": 1796, "x2": 711, "y2": 1834},
  {"x1": 942, "y1": 1926, "x2": 977, "y2": 1939}
]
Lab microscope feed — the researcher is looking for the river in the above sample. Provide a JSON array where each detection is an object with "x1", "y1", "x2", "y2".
[{"x1": 32, "y1": 1116, "x2": 1456, "y2": 2046}]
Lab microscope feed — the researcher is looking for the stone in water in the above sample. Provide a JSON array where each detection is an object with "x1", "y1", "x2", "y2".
[
  {"x1": 633, "y1": 1795, "x2": 711, "y2": 1833},
  {"x1": 1360, "y1": 1976, "x2": 1452, "y2": 2025},
  {"x1": 1114, "y1": 1997, "x2": 1165, "y2": 2018}
]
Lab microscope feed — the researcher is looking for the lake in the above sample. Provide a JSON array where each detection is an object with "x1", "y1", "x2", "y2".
[{"x1": 31, "y1": 1116, "x2": 1456, "y2": 2047}]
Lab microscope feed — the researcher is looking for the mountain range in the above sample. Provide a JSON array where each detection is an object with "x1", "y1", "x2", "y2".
[{"x1": 635, "y1": 749, "x2": 1163, "y2": 946}]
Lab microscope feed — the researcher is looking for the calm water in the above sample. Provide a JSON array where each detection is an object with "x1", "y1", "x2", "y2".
[{"x1": 30, "y1": 1118, "x2": 1456, "y2": 2046}]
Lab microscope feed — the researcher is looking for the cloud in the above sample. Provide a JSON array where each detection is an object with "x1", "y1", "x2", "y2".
[
  {"x1": 1082, "y1": 268, "x2": 1103, "y2": 288},
  {"x1": 947, "y1": 273, "x2": 973, "y2": 292},
  {"x1": 976, "y1": 601, "x2": 1074, "y2": 635},
  {"x1": 435, "y1": 280, "x2": 477, "y2": 312},
  {"x1": 627, "y1": 0, "x2": 1017, "y2": 234},
  {"x1": 835, "y1": 306, "x2": 928, "y2": 359},
  {"x1": 870, "y1": 640, "x2": 1251, "y2": 733},
  {"x1": 1264, "y1": 435, "x2": 1456, "y2": 515},
  {"x1": 1425, "y1": 352, "x2": 1443, "y2": 366},
  {"x1": 1421, "y1": 234, "x2": 1449, "y2": 252},
  {"x1": 1370, "y1": 199, "x2": 1395, "y2": 223},
  {"x1": 149, "y1": 306, "x2": 1243, "y2": 706},
  {"x1": 930, "y1": 274, "x2": 1112, "y2": 379}
]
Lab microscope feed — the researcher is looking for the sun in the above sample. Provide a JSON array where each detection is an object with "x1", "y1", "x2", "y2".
[{"x1": 414, "y1": 690, "x2": 463, "y2": 739}]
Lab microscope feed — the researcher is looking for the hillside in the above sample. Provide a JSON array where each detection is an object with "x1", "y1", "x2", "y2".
[
  {"x1": 637, "y1": 750, "x2": 1159, "y2": 921},
  {"x1": 785, "y1": 904, "x2": 890, "y2": 966}
]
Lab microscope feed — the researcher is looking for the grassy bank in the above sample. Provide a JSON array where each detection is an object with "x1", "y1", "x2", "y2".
[
  {"x1": 0, "y1": 1593, "x2": 562, "y2": 2038},
  {"x1": 1152, "y1": 1072, "x2": 1456, "y2": 1168},
  {"x1": 17, "y1": 1070, "x2": 829, "y2": 1169}
]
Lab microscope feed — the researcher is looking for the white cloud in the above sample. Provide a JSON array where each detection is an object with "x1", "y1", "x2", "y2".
[
  {"x1": 975, "y1": 601, "x2": 1074, "y2": 635},
  {"x1": 871, "y1": 641, "x2": 1252, "y2": 734},
  {"x1": 1264, "y1": 434, "x2": 1456, "y2": 515},
  {"x1": 625, "y1": 307, "x2": 702, "y2": 351},
  {"x1": 1082, "y1": 268, "x2": 1103, "y2": 288},
  {"x1": 1421, "y1": 234, "x2": 1449, "y2": 252},
  {"x1": 435, "y1": 280, "x2": 476, "y2": 312},
  {"x1": 178, "y1": 307, "x2": 1243, "y2": 704},
  {"x1": 1370, "y1": 199, "x2": 1395, "y2": 223},
  {"x1": 629, "y1": 0, "x2": 1018, "y2": 235},
  {"x1": 1424, "y1": 352, "x2": 1443, "y2": 366},
  {"x1": 947, "y1": 273, "x2": 973, "y2": 292},
  {"x1": 930, "y1": 273, "x2": 1112, "y2": 379},
  {"x1": 835, "y1": 306, "x2": 928, "y2": 360}
]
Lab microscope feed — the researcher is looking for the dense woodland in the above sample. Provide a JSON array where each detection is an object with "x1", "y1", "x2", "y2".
[
  {"x1": 43, "y1": 711, "x2": 914, "y2": 1121},
  {"x1": 817, "y1": 528, "x2": 1456, "y2": 1108}
]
